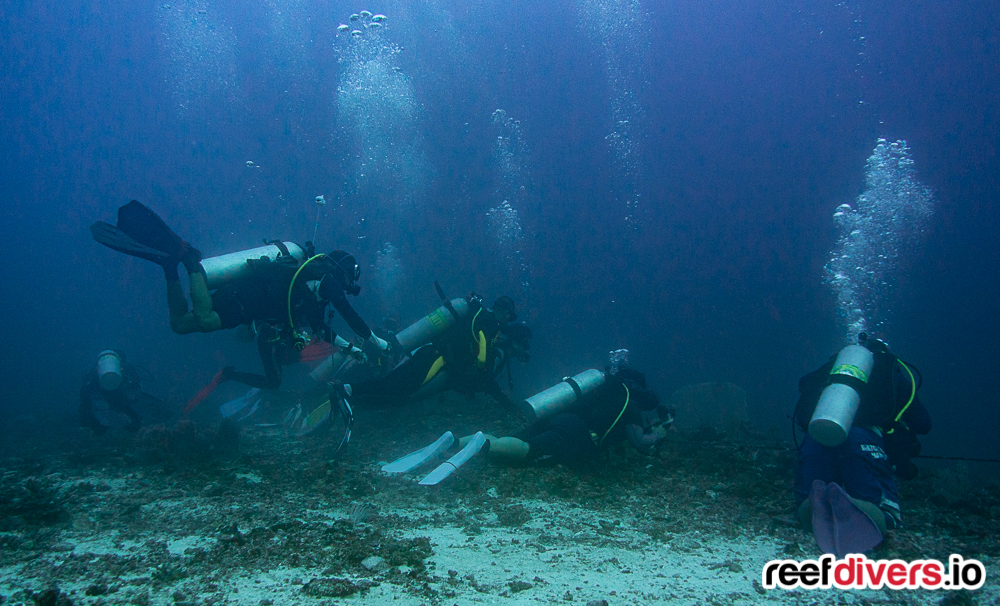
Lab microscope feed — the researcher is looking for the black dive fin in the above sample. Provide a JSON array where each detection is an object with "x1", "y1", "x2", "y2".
[
  {"x1": 116, "y1": 200, "x2": 186, "y2": 259},
  {"x1": 90, "y1": 221, "x2": 177, "y2": 264}
]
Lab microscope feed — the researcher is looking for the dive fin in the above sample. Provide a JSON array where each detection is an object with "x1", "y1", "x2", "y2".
[
  {"x1": 296, "y1": 399, "x2": 332, "y2": 436},
  {"x1": 418, "y1": 432, "x2": 487, "y2": 486},
  {"x1": 116, "y1": 200, "x2": 187, "y2": 259},
  {"x1": 90, "y1": 200, "x2": 187, "y2": 265},
  {"x1": 91, "y1": 221, "x2": 177, "y2": 264},
  {"x1": 382, "y1": 431, "x2": 455, "y2": 473},
  {"x1": 811, "y1": 480, "x2": 883, "y2": 557},
  {"x1": 220, "y1": 388, "x2": 262, "y2": 419},
  {"x1": 827, "y1": 482, "x2": 883, "y2": 557}
]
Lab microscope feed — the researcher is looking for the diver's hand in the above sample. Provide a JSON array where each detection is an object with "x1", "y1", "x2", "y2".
[
  {"x1": 369, "y1": 334, "x2": 390, "y2": 352},
  {"x1": 348, "y1": 344, "x2": 367, "y2": 364}
]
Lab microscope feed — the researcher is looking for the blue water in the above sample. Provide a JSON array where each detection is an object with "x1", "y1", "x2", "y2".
[{"x1": 1, "y1": 0, "x2": 997, "y2": 466}]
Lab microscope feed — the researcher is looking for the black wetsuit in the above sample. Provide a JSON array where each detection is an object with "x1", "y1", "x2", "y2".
[
  {"x1": 350, "y1": 298, "x2": 506, "y2": 403},
  {"x1": 216, "y1": 253, "x2": 373, "y2": 389},
  {"x1": 519, "y1": 371, "x2": 663, "y2": 470},
  {"x1": 79, "y1": 367, "x2": 143, "y2": 434}
]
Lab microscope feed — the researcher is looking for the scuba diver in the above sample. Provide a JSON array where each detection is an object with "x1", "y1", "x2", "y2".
[
  {"x1": 79, "y1": 350, "x2": 165, "y2": 434},
  {"x1": 334, "y1": 293, "x2": 519, "y2": 407},
  {"x1": 792, "y1": 333, "x2": 931, "y2": 557},
  {"x1": 382, "y1": 351, "x2": 674, "y2": 485},
  {"x1": 476, "y1": 361, "x2": 673, "y2": 471},
  {"x1": 91, "y1": 200, "x2": 390, "y2": 390}
]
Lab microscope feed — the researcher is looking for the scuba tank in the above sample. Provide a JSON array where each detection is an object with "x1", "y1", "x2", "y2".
[
  {"x1": 202, "y1": 242, "x2": 306, "y2": 290},
  {"x1": 96, "y1": 350, "x2": 123, "y2": 391},
  {"x1": 395, "y1": 298, "x2": 470, "y2": 353},
  {"x1": 808, "y1": 344, "x2": 875, "y2": 446},
  {"x1": 519, "y1": 369, "x2": 606, "y2": 421},
  {"x1": 308, "y1": 350, "x2": 351, "y2": 383}
]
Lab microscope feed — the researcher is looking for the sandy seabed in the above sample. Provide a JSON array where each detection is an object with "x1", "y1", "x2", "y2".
[{"x1": 1, "y1": 392, "x2": 997, "y2": 606}]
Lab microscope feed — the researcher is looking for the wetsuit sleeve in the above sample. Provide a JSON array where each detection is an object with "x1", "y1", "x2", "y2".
[
  {"x1": 319, "y1": 275, "x2": 372, "y2": 338},
  {"x1": 625, "y1": 423, "x2": 659, "y2": 450}
]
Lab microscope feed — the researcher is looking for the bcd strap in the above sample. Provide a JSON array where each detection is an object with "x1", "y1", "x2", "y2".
[
  {"x1": 434, "y1": 280, "x2": 463, "y2": 322},
  {"x1": 826, "y1": 369, "x2": 868, "y2": 395},
  {"x1": 563, "y1": 376, "x2": 584, "y2": 400},
  {"x1": 267, "y1": 240, "x2": 292, "y2": 258}
]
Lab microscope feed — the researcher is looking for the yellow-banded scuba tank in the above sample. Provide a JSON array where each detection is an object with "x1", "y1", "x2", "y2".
[
  {"x1": 96, "y1": 350, "x2": 123, "y2": 391},
  {"x1": 201, "y1": 242, "x2": 306, "y2": 290},
  {"x1": 519, "y1": 369, "x2": 606, "y2": 421},
  {"x1": 808, "y1": 344, "x2": 875, "y2": 446},
  {"x1": 395, "y1": 298, "x2": 470, "y2": 353}
]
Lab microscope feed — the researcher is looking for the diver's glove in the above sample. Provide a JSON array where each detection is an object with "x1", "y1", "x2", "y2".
[
  {"x1": 369, "y1": 334, "x2": 390, "y2": 352},
  {"x1": 347, "y1": 344, "x2": 367, "y2": 364}
]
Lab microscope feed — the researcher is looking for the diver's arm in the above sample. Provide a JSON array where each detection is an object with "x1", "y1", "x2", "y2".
[
  {"x1": 625, "y1": 423, "x2": 660, "y2": 450},
  {"x1": 320, "y1": 276, "x2": 373, "y2": 338}
]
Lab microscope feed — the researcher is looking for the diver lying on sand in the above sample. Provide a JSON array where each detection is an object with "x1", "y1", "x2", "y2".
[
  {"x1": 383, "y1": 351, "x2": 674, "y2": 485},
  {"x1": 334, "y1": 294, "x2": 520, "y2": 407}
]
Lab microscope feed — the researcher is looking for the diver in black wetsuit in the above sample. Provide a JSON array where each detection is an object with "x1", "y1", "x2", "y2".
[
  {"x1": 79, "y1": 351, "x2": 145, "y2": 434},
  {"x1": 461, "y1": 366, "x2": 674, "y2": 471},
  {"x1": 215, "y1": 249, "x2": 387, "y2": 389},
  {"x1": 335, "y1": 295, "x2": 519, "y2": 406},
  {"x1": 91, "y1": 201, "x2": 390, "y2": 390}
]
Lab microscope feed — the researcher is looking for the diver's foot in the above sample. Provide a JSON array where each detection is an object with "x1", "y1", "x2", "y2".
[{"x1": 180, "y1": 243, "x2": 204, "y2": 275}]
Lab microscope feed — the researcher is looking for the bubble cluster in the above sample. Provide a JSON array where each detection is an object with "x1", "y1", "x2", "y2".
[
  {"x1": 577, "y1": 0, "x2": 648, "y2": 228},
  {"x1": 608, "y1": 348, "x2": 631, "y2": 374},
  {"x1": 157, "y1": 0, "x2": 240, "y2": 115},
  {"x1": 336, "y1": 10, "x2": 388, "y2": 44},
  {"x1": 487, "y1": 200, "x2": 528, "y2": 291},
  {"x1": 334, "y1": 10, "x2": 427, "y2": 220},
  {"x1": 491, "y1": 109, "x2": 529, "y2": 201},
  {"x1": 825, "y1": 139, "x2": 934, "y2": 343},
  {"x1": 373, "y1": 241, "x2": 404, "y2": 312},
  {"x1": 488, "y1": 110, "x2": 531, "y2": 294}
]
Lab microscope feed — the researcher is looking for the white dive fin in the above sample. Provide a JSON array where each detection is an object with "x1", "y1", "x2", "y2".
[
  {"x1": 233, "y1": 400, "x2": 260, "y2": 422},
  {"x1": 219, "y1": 388, "x2": 262, "y2": 418},
  {"x1": 382, "y1": 431, "x2": 455, "y2": 473},
  {"x1": 418, "y1": 432, "x2": 487, "y2": 486}
]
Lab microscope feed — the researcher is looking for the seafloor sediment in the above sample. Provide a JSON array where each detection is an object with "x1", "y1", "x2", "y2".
[{"x1": 1, "y1": 392, "x2": 997, "y2": 605}]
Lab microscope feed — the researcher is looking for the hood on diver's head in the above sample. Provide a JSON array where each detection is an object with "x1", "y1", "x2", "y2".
[
  {"x1": 328, "y1": 250, "x2": 361, "y2": 294},
  {"x1": 492, "y1": 295, "x2": 517, "y2": 321}
]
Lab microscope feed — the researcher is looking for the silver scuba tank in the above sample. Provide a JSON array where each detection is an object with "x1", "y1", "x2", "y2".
[
  {"x1": 96, "y1": 350, "x2": 123, "y2": 391},
  {"x1": 308, "y1": 350, "x2": 351, "y2": 383},
  {"x1": 519, "y1": 369, "x2": 606, "y2": 421},
  {"x1": 201, "y1": 242, "x2": 306, "y2": 290},
  {"x1": 808, "y1": 344, "x2": 875, "y2": 446},
  {"x1": 395, "y1": 298, "x2": 470, "y2": 353}
]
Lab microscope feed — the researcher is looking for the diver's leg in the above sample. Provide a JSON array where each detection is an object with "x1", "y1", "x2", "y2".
[
  {"x1": 224, "y1": 328, "x2": 283, "y2": 389},
  {"x1": 459, "y1": 433, "x2": 530, "y2": 462},
  {"x1": 841, "y1": 427, "x2": 901, "y2": 532},
  {"x1": 165, "y1": 247, "x2": 221, "y2": 334},
  {"x1": 166, "y1": 279, "x2": 201, "y2": 335},
  {"x1": 188, "y1": 270, "x2": 222, "y2": 332}
]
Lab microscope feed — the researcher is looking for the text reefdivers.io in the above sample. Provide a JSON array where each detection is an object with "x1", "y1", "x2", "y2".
[{"x1": 762, "y1": 554, "x2": 985, "y2": 590}]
